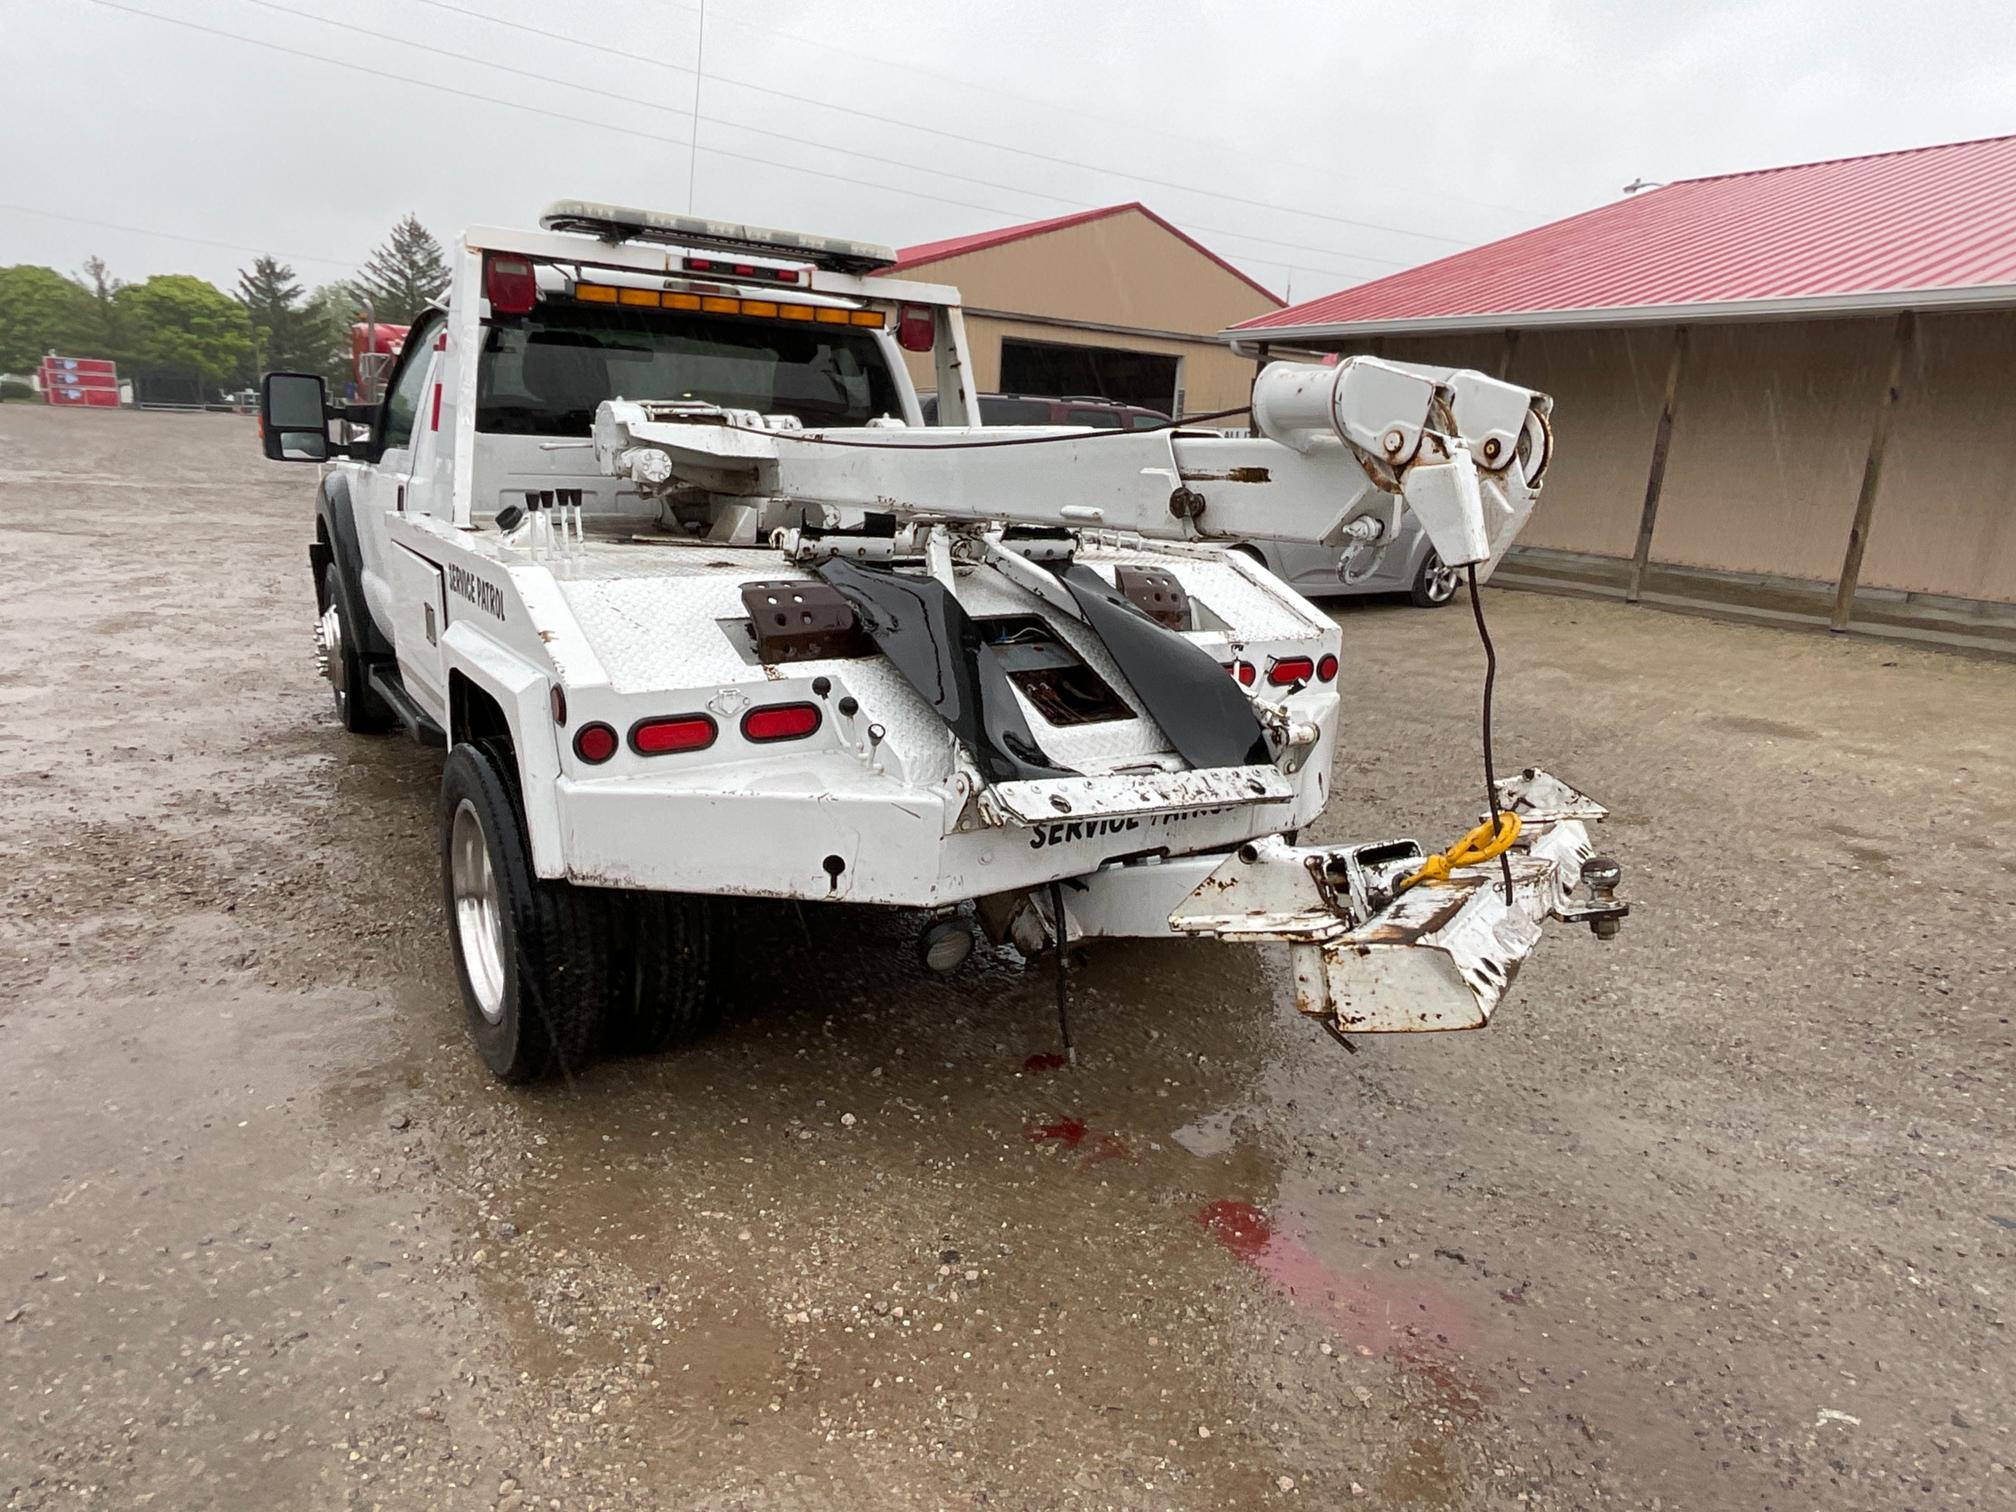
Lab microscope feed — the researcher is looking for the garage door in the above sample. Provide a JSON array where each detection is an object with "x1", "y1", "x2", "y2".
[{"x1": 999, "y1": 337, "x2": 1179, "y2": 414}]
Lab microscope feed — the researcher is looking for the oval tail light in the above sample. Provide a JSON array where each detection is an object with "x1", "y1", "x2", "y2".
[
  {"x1": 742, "y1": 702, "x2": 822, "y2": 743},
  {"x1": 629, "y1": 714, "x2": 718, "y2": 755},
  {"x1": 1266, "y1": 656, "x2": 1316, "y2": 687}
]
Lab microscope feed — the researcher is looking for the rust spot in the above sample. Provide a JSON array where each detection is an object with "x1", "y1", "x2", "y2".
[
  {"x1": 1022, "y1": 1051, "x2": 1067, "y2": 1073},
  {"x1": 1182, "y1": 466, "x2": 1271, "y2": 483}
]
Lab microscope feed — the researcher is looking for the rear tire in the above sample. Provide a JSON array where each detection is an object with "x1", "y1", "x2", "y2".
[
  {"x1": 1410, "y1": 550, "x2": 1463, "y2": 608},
  {"x1": 440, "y1": 742, "x2": 607, "y2": 1082},
  {"x1": 316, "y1": 561, "x2": 392, "y2": 732},
  {"x1": 603, "y1": 891, "x2": 723, "y2": 1055}
]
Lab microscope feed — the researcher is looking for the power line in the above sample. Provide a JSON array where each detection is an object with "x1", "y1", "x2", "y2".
[
  {"x1": 232, "y1": 0, "x2": 1407, "y2": 275},
  {"x1": 407, "y1": 0, "x2": 1473, "y2": 249},
  {"x1": 0, "y1": 201, "x2": 358, "y2": 273},
  {"x1": 88, "y1": 0, "x2": 1386, "y2": 286}
]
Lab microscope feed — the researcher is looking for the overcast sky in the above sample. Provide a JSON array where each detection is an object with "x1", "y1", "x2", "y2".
[{"x1": 4, "y1": 0, "x2": 2015, "y2": 305}]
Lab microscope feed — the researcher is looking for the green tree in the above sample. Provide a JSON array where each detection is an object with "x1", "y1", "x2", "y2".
[
  {"x1": 301, "y1": 283, "x2": 361, "y2": 391},
  {"x1": 115, "y1": 274, "x2": 254, "y2": 394},
  {"x1": 0, "y1": 265, "x2": 94, "y2": 372},
  {"x1": 352, "y1": 213, "x2": 450, "y2": 324},
  {"x1": 236, "y1": 254, "x2": 311, "y2": 376}
]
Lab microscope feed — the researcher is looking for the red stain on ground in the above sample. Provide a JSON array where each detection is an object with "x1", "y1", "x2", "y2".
[
  {"x1": 1196, "y1": 1199, "x2": 1484, "y2": 1410},
  {"x1": 1082, "y1": 1133, "x2": 1135, "y2": 1166},
  {"x1": 1022, "y1": 1052, "x2": 1068, "y2": 1073},
  {"x1": 1024, "y1": 1116, "x2": 1088, "y2": 1148}
]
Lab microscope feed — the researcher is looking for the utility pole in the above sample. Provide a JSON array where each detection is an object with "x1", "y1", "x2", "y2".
[{"x1": 685, "y1": 0, "x2": 706, "y2": 213}]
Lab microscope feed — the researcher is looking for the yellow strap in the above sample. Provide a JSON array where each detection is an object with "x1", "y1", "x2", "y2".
[{"x1": 1399, "y1": 811, "x2": 1522, "y2": 890}]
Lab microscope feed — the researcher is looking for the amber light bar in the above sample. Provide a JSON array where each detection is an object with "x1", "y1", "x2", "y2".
[{"x1": 573, "y1": 284, "x2": 884, "y2": 327}]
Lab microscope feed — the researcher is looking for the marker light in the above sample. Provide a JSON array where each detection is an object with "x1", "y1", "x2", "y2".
[
  {"x1": 485, "y1": 254, "x2": 538, "y2": 315},
  {"x1": 896, "y1": 304, "x2": 934, "y2": 352},
  {"x1": 573, "y1": 722, "x2": 618, "y2": 763}
]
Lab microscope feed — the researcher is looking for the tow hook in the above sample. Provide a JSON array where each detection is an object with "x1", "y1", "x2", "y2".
[{"x1": 1579, "y1": 855, "x2": 1626, "y2": 939}]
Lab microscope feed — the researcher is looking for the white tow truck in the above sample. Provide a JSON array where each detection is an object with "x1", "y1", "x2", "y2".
[{"x1": 258, "y1": 201, "x2": 1627, "y2": 1082}]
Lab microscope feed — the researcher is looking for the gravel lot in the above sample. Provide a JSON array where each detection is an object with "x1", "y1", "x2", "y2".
[{"x1": 3, "y1": 405, "x2": 2010, "y2": 1510}]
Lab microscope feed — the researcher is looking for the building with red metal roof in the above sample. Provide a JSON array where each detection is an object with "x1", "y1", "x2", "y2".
[
  {"x1": 1220, "y1": 135, "x2": 2016, "y2": 628},
  {"x1": 877, "y1": 203, "x2": 1281, "y2": 419}
]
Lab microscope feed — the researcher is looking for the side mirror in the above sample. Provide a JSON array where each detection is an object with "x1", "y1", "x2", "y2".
[{"x1": 260, "y1": 371, "x2": 331, "y2": 462}]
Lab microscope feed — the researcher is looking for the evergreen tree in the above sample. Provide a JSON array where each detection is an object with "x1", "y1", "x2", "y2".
[
  {"x1": 236, "y1": 254, "x2": 310, "y2": 375},
  {"x1": 301, "y1": 284, "x2": 362, "y2": 391},
  {"x1": 351, "y1": 214, "x2": 450, "y2": 324}
]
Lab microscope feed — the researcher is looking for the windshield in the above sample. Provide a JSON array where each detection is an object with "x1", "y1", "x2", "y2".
[{"x1": 477, "y1": 302, "x2": 904, "y2": 436}]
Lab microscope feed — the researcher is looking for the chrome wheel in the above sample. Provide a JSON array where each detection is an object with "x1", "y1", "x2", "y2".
[
  {"x1": 1419, "y1": 554, "x2": 1463, "y2": 605},
  {"x1": 450, "y1": 799, "x2": 508, "y2": 1024},
  {"x1": 316, "y1": 596, "x2": 349, "y2": 713}
]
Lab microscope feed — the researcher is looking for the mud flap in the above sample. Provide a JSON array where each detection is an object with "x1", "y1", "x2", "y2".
[{"x1": 1168, "y1": 769, "x2": 1624, "y2": 1032}]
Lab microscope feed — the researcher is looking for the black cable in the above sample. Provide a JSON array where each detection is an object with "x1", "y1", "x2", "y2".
[
  {"x1": 715, "y1": 405, "x2": 1251, "y2": 451},
  {"x1": 1048, "y1": 881, "x2": 1075, "y2": 1069},
  {"x1": 1465, "y1": 564, "x2": 1516, "y2": 900}
]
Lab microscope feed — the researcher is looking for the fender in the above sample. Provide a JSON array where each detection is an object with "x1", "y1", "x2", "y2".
[
  {"x1": 314, "y1": 474, "x2": 394, "y2": 660},
  {"x1": 438, "y1": 622, "x2": 568, "y2": 878}
]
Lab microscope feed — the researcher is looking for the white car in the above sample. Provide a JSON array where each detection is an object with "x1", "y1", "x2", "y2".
[{"x1": 1236, "y1": 513, "x2": 1464, "y2": 607}]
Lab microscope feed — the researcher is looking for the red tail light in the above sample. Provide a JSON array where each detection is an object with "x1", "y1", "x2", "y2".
[
  {"x1": 742, "y1": 702, "x2": 822, "y2": 743},
  {"x1": 573, "y1": 722, "x2": 618, "y2": 763},
  {"x1": 1316, "y1": 653, "x2": 1339, "y2": 683},
  {"x1": 1266, "y1": 656, "x2": 1316, "y2": 687},
  {"x1": 484, "y1": 254, "x2": 538, "y2": 315},
  {"x1": 629, "y1": 714, "x2": 718, "y2": 755},
  {"x1": 896, "y1": 304, "x2": 934, "y2": 352},
  {"x1": 1234, "y1": 660, "x2": 1257, "y2": 687}
]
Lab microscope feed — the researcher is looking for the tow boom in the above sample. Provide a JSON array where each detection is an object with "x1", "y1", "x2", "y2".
[{"x1": 592, "y1": 357, "x2": 1551, "y2": 576}]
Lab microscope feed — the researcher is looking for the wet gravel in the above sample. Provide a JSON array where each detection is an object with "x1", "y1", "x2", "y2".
[{"x1": 2, "y1": 405, "x2": 2011, "y2": 1509}]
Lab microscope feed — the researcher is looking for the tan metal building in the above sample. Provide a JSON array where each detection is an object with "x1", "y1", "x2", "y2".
[
  {"x1": 880, "y1": 203, "x2": 1283, "y2": 418},
  {"x1": 1224, "y1": 136, "x2": 2016, "y2": 633}
]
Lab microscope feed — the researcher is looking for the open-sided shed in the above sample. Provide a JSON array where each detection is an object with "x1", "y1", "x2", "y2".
[{"x1": 1224, "y1": 135, "x2": 2016, "y2": 630}]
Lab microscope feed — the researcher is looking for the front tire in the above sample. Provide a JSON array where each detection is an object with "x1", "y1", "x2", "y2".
[
  {"x1": 316, "y1": 561, "x2": 391, "y2": 732},
  {"x1": 440, "y1": 743, "x2": 607, "y2": 1082},
  {"x1": 1410, "y1": 550, "x2": 1463, "y2": 608}
]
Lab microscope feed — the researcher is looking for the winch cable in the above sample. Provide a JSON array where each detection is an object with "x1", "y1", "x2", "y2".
[
  {"x1": 1467, "y1": 563, "x2": 1518, "y2": 901},
  {"x1": 712, "y1": 404, "x2": 1252, "y2": 451},
  {"x1": 1048, "y1": 881, "x2": 1077, "y2": 1068}
]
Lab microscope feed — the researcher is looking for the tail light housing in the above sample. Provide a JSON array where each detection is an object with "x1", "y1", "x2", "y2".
[
  {"x1": 896, "y1": 304, "x2": 935, "y2": 353},
  {"x1": 1266, "y1": 656, "x2": 1316, "y2": 687},
  {"x1": 1233, "y1": 660, "x2": 1257, "y2": 687},
  {"x1": 629, "y1": 714, "x2": 718, "y2": 755},
  {"x1": 741, "y1": 702, "x2": 822, "y2": 743},
  {"x1": 484, "y1": 253, "x2": 538, "y2": 315},
  {"x1": 573, "y1": 722, "x2": 618, "y2": 764}
]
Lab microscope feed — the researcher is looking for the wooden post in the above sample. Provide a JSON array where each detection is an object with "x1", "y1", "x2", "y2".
[
  {"x1": 1830, "y1": 310, "x2": 1915, "y2": 632},
  {"x1": 1627, "y1": 325, "x2": 1689, "y2": 603}
]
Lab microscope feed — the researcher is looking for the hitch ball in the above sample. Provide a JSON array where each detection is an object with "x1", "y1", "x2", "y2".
[{"x1": 1581, "y1": 855, "x2": 1624, "y2": 939}]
